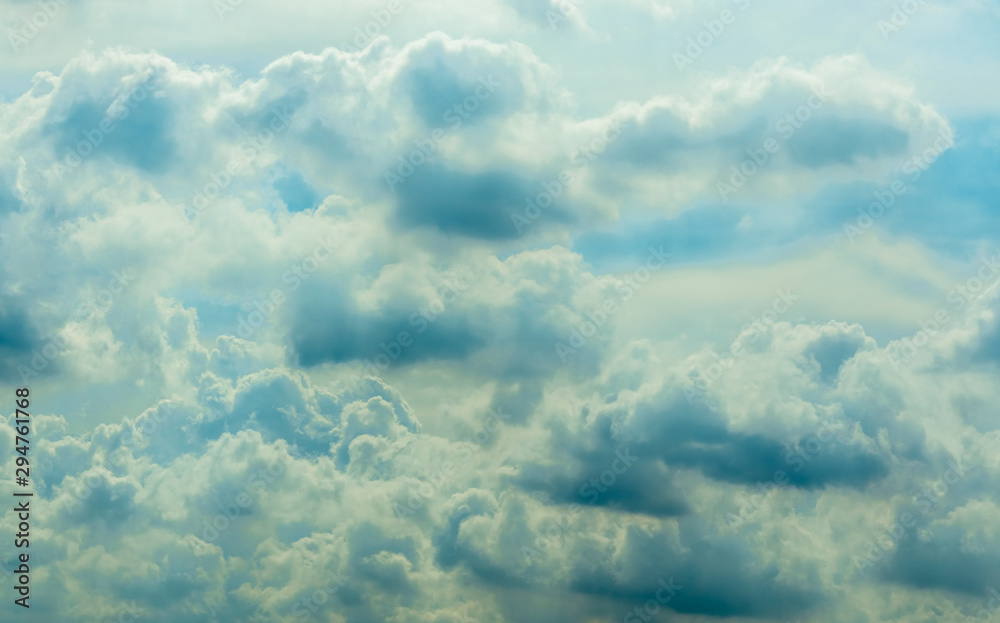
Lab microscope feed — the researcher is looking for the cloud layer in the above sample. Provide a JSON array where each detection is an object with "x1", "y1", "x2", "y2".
[{"x1": 2, "y1": 3, "x2": 1000, "y2": 622}]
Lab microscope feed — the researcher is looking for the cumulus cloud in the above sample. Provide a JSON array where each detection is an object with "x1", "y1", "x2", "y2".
[{"x1": 1, "y1": 4, "x2": 998, "y2": 623}]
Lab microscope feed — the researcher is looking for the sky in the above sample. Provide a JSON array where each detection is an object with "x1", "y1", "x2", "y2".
[{"x1": 1, "y1": 0, "x2": 1000, "y2": 621}]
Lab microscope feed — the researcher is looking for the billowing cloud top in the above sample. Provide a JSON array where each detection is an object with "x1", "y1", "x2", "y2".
[{"x1": 1, "y1": 1, "x2": 1000, "y2": 621}]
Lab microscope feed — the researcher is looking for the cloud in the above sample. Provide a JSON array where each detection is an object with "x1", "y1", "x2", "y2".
[{"x1": 1, "y1": 7, "x2": 999, "y2": 622}]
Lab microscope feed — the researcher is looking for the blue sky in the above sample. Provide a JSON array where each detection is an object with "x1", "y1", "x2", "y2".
[{"x1": 1, "y1": 1, "x2": 1000, "y2": 622}]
